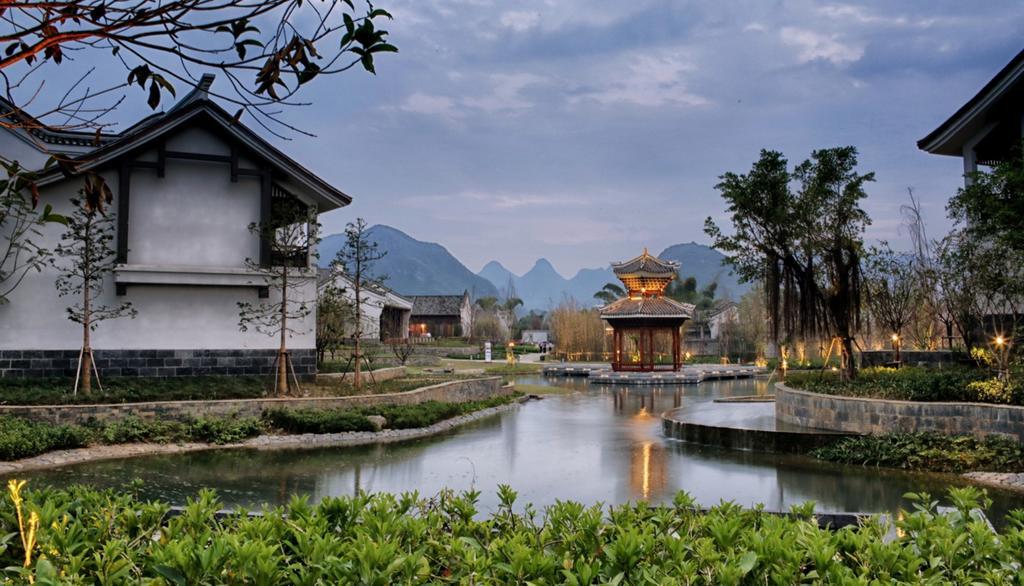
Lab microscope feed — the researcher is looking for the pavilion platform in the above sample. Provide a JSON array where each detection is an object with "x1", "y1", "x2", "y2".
[{"x1": 542, "y1": 363, "x2": 764, "y2": 384}]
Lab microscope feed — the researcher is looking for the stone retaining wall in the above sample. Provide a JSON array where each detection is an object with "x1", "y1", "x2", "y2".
[
  {"x1": 0, "y1": 349, "x2": 316, "y2": 380},
  {"x1": 0, "y1": 377, "x2": 506, "y2": 425},
  {"x1": 859, "y1": 350, "x2": 962, "y2": 368},
  {"x1": 775, "y1": 383, "x2": 1024, "y2": 441},
  {"x1": 316, "y1": 366, "x2": 407, "y2": 384}
]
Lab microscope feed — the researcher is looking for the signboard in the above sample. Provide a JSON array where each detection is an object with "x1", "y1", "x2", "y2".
[{"x1": 484, "y1": 342, "x2": 492, "y2": 363}]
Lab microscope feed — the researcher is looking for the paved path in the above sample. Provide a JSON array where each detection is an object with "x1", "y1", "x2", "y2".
[{"x1": 962, "y1": 472, "x2": 1024, "y2": 494}]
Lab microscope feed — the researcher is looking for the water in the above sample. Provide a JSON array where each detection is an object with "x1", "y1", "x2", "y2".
[{"x1": 16, "y1": 376, "x2": 1024, "y2": 519}]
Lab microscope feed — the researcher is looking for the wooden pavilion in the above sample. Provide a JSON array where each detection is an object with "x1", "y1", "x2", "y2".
[{"x1": 600, "y1": 250, "x2": 695, "y2": 372}]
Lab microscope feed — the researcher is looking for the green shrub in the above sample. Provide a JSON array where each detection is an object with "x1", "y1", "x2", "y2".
[
  {"x1": 813, "y1": 432, "x2": 1024, "y2": 473},
  {"x1": 0, "y1": 417, "x2": 88, "y2": 460},
  {"x1": 786, "y1": 367, "x2": 1012, "y2": 403},
  {"x1": 1, "y1": 484, "x2": 1022, "y2": 583},
  {"x1": 263, "y1": 408, "x2": 375, "y2": 434},
  {"x1": 186, "y1": 417, "x2": 265, "y2": 444},
  {"x1": 95, "y1": 417, "x2": 188, "y2": 444}
]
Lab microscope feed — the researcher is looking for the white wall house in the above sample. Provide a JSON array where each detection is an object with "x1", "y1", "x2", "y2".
[
  {"x1": 0, "y1": 75, "x2": 350, "y2": 378},
  {"x1": 318, "y1": 269, "x2": 412, "y2": 341}
]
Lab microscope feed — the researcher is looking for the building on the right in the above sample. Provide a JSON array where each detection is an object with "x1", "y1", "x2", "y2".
[{"x1": 918, "y1": 48, "x2": 1024, "y2": 185}]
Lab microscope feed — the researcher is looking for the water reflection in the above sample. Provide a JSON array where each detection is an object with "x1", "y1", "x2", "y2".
[{"x1": 13, "y1": 376, "x2": 1024, "y2": 521}]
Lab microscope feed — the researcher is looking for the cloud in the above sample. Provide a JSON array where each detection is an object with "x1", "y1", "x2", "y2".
[
  {"x1": 500, "y1": 11, "x2": 540, "y2": 32},
  {"x1": 462, "y1": 73, "x2": 545, "y2": 112},
  {"x1": 571, "y1": 50, "x2": 710, "y2": 108},
  {"x1": 817, "y1": 4, "x2": 909, "y2": 26},
  {"x1": 398, "y1": 92, "x2": 459, "y2": 117},
  {"x1": 779, "y1": 27, "x2": 864, "y2": 65}
]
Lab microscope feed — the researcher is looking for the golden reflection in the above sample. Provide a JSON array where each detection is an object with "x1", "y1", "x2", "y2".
[{"x1": 629, "y1": 440, "x2": 666, "y2": 500}]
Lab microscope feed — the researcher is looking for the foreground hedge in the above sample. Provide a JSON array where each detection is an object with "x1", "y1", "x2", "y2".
[
  {"x1": 787, "y1": 367, "x2": 1024, "y2": 405},
  {"x1": 1, "y1": 483, "x2": 1022, "y2": 584},
  {"x1": 814, "y1": 432, "x2": 1024, "y2": 473}
]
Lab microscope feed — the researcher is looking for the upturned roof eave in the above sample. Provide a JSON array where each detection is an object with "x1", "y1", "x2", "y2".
[{"x1": 918, "y1": 47, "x2": 1024, "y2": 155}]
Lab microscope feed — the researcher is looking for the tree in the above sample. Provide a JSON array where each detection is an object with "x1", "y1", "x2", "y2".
[
  {"x1": 475, "y1": 296, "x2": 499, "y2": 312},
  {"x1": 706, "y1": 147, "x2": 873, "y2": 380},
  {"x1": 389, "y1": 337, "x2": 416, "y2": 366},
  {"x1": 593, "y1": 283, "x2": 625, "y2": 305},
  {"x1": 0, "y1": 1, "x2": 395, "y2": 139},
  {"x1": 864, "y1": 244, "x2": 919, "y2": 363},
  {"x1": 944, "y1": 143, "x2": 1024, "y2": 354},
  {"x1": 238, "y1": 197, "x2": 319, "y2": 396},
  {"x1": 53, "y1": 183, "x2": 136, "y2": 394},
  {"x1": 331, "y1": 218, "x2": 385, "y2": 391},
  {"x1": 1, "y1": 160, "x2": 65, "y2": 304},
  {"x1": 316, "y1": 280, "x2": 353, "y2": 363}
]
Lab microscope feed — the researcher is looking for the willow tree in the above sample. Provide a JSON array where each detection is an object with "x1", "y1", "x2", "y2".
[{"x1": 705, "y1": 147, "x2": 873, "y2": 379}]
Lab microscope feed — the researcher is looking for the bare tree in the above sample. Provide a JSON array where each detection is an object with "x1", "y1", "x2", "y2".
[
  {"x1": 53, "y1": 183, "x2": 135, "y2": 394},
  {"x1": 238, "y1": 198, "x2": 319, "y2": 396},
  {"x1": 864, "y1": 243, "x2": 919, "y2": 363},
  {"x1": 331, "y1": 217, "x2": 385, "y2": 391}
]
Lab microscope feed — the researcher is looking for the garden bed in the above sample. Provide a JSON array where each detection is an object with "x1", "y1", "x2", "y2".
[
  {"x1": 814, "y1": 432, "x2": 1024, "y2": 473},
  {"x1": 786, "y1": 367, "x2": 1020, "y2": 405}
]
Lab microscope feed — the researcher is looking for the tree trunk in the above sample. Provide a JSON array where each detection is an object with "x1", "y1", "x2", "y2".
[
  {"x1": 841, "y1": 335, "x2": 856, "y2": 381},
  {"x1": 81, "y1": 285, "x2": 92, "y2": 395},
  {"x1": 277, "y1": 265, "x2": 289, "y2": 397},
  {"x1": 354, "y1": 276, "x2": 362, "y2": 391},
  {"x1": 81, "y1": 219, "x2": 92, "y2": 395}
]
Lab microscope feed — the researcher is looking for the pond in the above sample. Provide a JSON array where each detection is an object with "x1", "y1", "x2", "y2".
[{"x1": 17, "y1": 376, "x2": 1024, "y2": 519}]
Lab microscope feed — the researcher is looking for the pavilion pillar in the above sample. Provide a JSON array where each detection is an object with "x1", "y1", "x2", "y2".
[{"x1": 672, "y1": 327, "x2": 680, "y2": 371}]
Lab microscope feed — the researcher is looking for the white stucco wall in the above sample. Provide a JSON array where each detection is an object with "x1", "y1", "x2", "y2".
[
  {"x1": 128, "y1": 159, "x2": 261, "y2": 267},
  {"x1": 0, "y1": 126, "x2": 318, "y2": 351}
]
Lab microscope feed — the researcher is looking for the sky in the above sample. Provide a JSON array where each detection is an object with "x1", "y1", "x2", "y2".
[{"x1": 23, "y1": 0, "x2": 1024, "y2": 277}]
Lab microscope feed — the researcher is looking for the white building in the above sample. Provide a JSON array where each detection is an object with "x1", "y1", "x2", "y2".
[
  {"x1": 317, "y1": 269, "x2": 412, "y2": 340},
  {"x1": 0, "y1": 75, "x2": 349, "y2": 379},
  {"x1": 521, "y1": 330, "x2": 549, "y2": 344}
]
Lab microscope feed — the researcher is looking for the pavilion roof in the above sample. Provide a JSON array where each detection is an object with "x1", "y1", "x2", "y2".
[
  {"x1": 600, "y1": 297, "x2": 694, "y2": 320},
  {"x1": 611, "y1": 249, "x2": 679, "y2": 278}
]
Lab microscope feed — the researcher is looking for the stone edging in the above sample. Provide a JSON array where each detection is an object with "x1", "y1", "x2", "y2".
[
  {"x1": 0, "y1": 396, "x2": 530, "y2": 475},
  {"x1": 961, "y1": 472, "x2": 1024, "y2": 494},
  {"x1": 775, "y1": 383, "x2": 1024, "y2": 441}
]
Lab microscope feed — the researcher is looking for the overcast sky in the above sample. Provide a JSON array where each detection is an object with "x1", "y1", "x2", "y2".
[{"x1": 56, "y1": 1, "x2": 1024, "y2": 276}]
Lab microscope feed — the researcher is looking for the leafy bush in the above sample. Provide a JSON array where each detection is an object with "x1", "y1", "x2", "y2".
[
  {"x1": 786, "y1": 366, "x2": 1015, "y2": 403},
  {"x1": 265, "y1": 394, "x2": 520, "y2": 434},
  {"x1": 0, "y1": 417, "x2": 88, "y2": 460},
  {"x1": 95, "y1": 417, "x2": 188, "y2": 444},
  {"x1": 1, "y1": 483, "x2": 1022, "y2": 583},
  {"x1": 813, "y1": 432, "x2": 1024, "y2": 473},
  {"x1": 186, "y1": 417, "x2": 266, "y2": 444},
  {"x1": 263, "y1": 408, "x2": 375, "y2": 434}
]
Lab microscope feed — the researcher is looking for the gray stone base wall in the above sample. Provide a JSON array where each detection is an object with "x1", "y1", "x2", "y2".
[
  {"x1": 860, "y1": 350, "x2": 964, "y2": 368},
  {"x1": 0, "y1": 377, "x2": 506, "y2": 425},
  {"x1": 0, "y1": 349, "x2": 316, "y2": 380},
  {"x1": 775, "y1": 383, "x2": 1024, "y2": 441}
]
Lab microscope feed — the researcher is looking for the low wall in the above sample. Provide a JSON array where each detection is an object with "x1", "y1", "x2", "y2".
[
  {"x1": 316, "y1": 366, "x2": 407, "y2": 384},
  {"x1": 0, "y1": 349, "x2": 316, "y2": 380},
  {"x1": 860, "y1": 350, "x2": 962, "y2": 368},
  {"x1": 775, "y1": 383, "x2": 1024, "y2": 441},
  {"x1": 0, "y1": 377, "x2": 506, "y2": 425}
]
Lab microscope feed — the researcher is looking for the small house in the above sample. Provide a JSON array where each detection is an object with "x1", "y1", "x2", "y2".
[
  {"x1": 317, "y1": 269, "x2": 412, "y2": 340},
  {"x1": 409, "y1": 292, "x2": 472, "y2": 338}
]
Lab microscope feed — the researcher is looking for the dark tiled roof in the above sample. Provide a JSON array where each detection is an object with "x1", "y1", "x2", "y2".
[
  {"x1": 600, "y1": 297, "x2": 694, "y2": 319},
  {"x1": 918, "y1": 48, "x2": 1024, "y2": 155},
  {"x1": 410, "y1": 295, "x2": 465, "y2": 317},
  {"x1": 611, "y1": 249, "x2": 680, "y2": 277}
]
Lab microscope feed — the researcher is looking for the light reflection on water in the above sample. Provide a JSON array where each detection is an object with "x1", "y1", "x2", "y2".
[{"x1": 16, "y1": 376, "x2": 1024, "y2": 519}]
